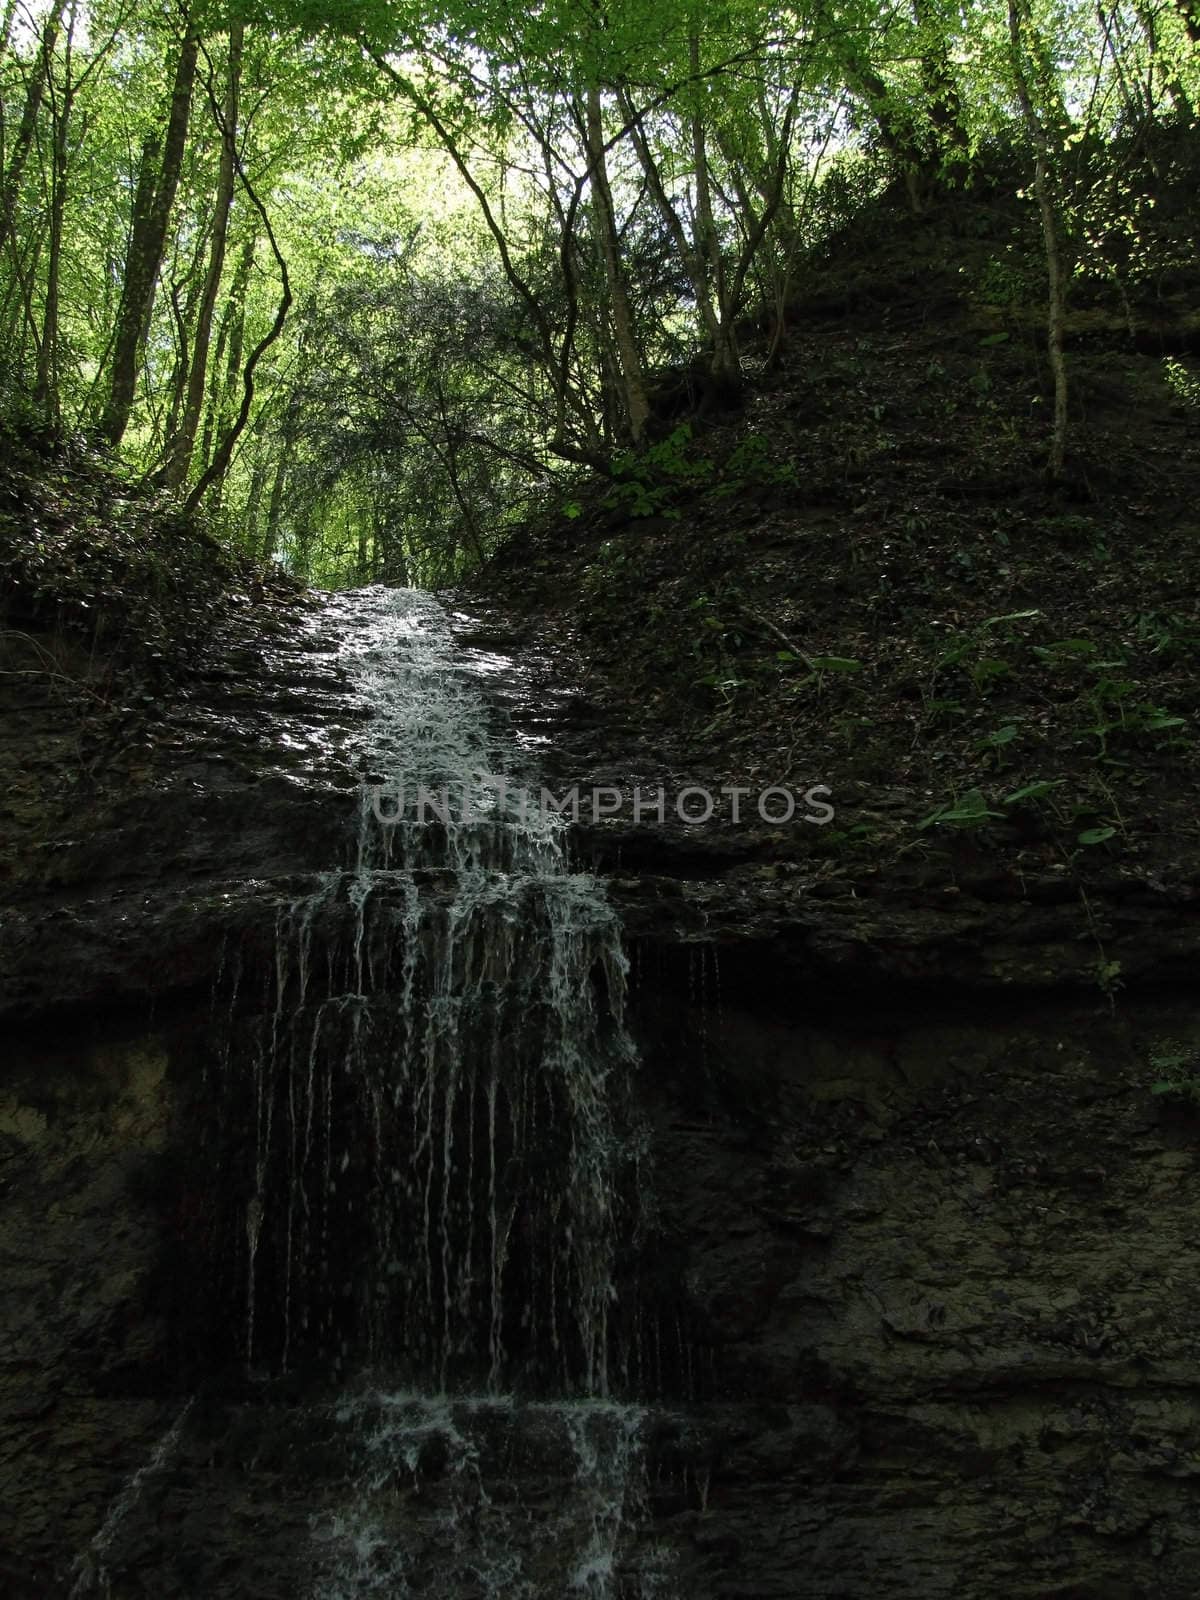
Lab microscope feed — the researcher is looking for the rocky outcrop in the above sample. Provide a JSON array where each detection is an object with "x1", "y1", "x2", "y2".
[{"x1": 2, "y1": 590, "x2": 1199, "y2": 1598}]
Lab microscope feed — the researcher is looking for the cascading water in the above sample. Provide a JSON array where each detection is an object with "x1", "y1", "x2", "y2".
[
  {"x1": 201, "y1": 587, "x2": 676, "y2": 1596},
  {"x1": 311, "y1": 1392, "x2": 676, "y2": 1598},
  {"x1": 229, "y1": 586, "x2": 643, "y2": 1393}
]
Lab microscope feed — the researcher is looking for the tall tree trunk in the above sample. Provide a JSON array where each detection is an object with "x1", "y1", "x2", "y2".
[
  {"x1": 34, "y1": 2, "x2": 84, "y2": 423},
  {"x1": 687, "y1": 33, "x2": 738, "y2": 384},
  {"x1": 33, "y1": 87, "x2": 73, "y2": 422},
  {"x1": 243, "y1": 456, "x2": 267, "y2": 554},
  {"x1": 262, "y1": 445, "x2": 291, "y2": 561},
  {"x1": 583, "y1": 84, "x2": 649, "y2": 444},
  {"x1": 618, "y1": 87, "x2": 726, "y2": 371},
  {"x1": 1133, "y1": 3, "x2": 1193, "y2": 118},
  {"x1": 161, "y1": 230, "x2": 208, "y2": 448},
  {"x1": 1009, "y1": 0, "x2": 1069, "y2": 479},
  {"x1": 0, "y1": 5, "x2": 64, "y2": 253},
  {"x1": 164, "y1": 22, "x2": 242, "y2": 486},
  {"x1": 102, "y1": 20, "x2": 200, "y2": 446},
  {"x1": 202, "y1": 230, "x2": 255, "y2": 468}
]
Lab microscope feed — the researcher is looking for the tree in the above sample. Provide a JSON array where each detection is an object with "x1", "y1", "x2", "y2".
[
  {"x1": 102, "y1": 14, "x2": 200, "y2": 445},
  {"x1": 162, "y1": 21, "x2": 244, "y2": 485}
]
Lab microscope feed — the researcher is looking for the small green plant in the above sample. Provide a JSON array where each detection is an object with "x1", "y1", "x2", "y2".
[
  {"x1": 928, "y1": 609, "x2": 1039, "y2": 703},
  {"x1": 978, "y1": 722, "x2": 1021, "y2": 766},
  {"x1": 714, "y1": 432, "x2": 798, "y2": 497},
  {"x1": 1134, "y1": 611, "x2": 1200, "y2": 662},
  {"x1": 1077, "y1": 824, "x2": 1117, "y2": 846},
  {"x1": 1083, "y1": 667, "x2": 1188, "y2": 755},
  {"x1": 976, "y1": 251, "x2": 1028, "y2": 306},
  {"x1": 1149, "y1": 1046, "x2": 1200, "y2": 1106},
  {"x1": 1032, "y1": 637, "x2": 1098, "y2": 667},
  {"x1": 917, "y1": 787, "x2": 1004, "y2": 831},
  {"x1": 1003, "y1": 778, "x2": 1064, "y2": 806},
  {"x1": 603, "y1": 424, "x2": 713, "y2": 519},
  {"x1": 1094, "y1": 957, "x2": 1124, "y2": 998},
  {"x1": 1163, "y1": 357, "x2": 1200, "y2": 413}
]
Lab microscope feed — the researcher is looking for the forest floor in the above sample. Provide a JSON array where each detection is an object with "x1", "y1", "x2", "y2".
[{"x1": 470, "y1": 179, "x2": 1200, "y2": 927}]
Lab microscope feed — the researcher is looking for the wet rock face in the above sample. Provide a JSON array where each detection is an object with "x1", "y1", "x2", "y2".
[
  {"x1": 0, "y1": 1028, "x2": 176, "y2": 1589},
  {"x1": 0, "y1": 596, "x2": 366, "y2": 1023},
  {"x1": 630, "y1": 985, "x2": 1200, "y2": 1598},
  {"x1": 6, "y1": 991, "x2": 1200, "y2": 1597},
  {"x1": 2, "y1": 590, "x2": 1200, "y2": 1597}
]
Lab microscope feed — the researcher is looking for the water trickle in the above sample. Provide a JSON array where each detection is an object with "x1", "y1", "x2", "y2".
[{"x1": 68, "y1": 1400, "x2": 194, "y2": 1598}]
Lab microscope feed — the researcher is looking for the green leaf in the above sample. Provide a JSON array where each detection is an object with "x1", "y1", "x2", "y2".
[
  {"x1": 1077, "y1": 825, "x2": 1117, "y2": 845},
  {"x1": 1003, "y1": 779, "x2": 1064, "y2": 804},
  {"x1": 978, "y1": 331, "x2": 1010, "y2": 346},
  {"x1": 1144, "y1": 712, "x2": 1186, "y2": 730},
  {"x1": 811, "y1": 655, "x2": 863, "y2": 673},
  {"x1": 1033, "y1": 638, "x2": 1097, "y2": 659},
  {"x1": 982, "y1": 608, "x2": 1040, "y2": 629},
  {"x1": 918, "y1": 788, "x2": 1004, "y2": 830}
]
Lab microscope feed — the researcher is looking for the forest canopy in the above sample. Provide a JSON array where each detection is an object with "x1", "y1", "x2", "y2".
[{"x1": 0, "y1": 0, "x2": 1196, "y2": 584}]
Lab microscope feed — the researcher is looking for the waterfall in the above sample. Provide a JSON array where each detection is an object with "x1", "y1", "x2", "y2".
[
  {"x1": 227, "y1": 587, "x2": 643, "y2": 1393},
  {"x1": 198, "y1": 588, "x2": 670, "y2": 1595}
]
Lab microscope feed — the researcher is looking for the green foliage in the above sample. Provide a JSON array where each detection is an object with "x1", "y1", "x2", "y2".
[
  {"x1": 603, "y1": 426, "x2": 714, "y2": 520},
  {"x1": 1163, "y1": 358, "x2": 1200, "y2": 413},
  {"x1": 1083, "y1": 667, "x2": 1188, "y2": 756},
  {"x1": 714, "y1": 433, "x2": 798, "y2": 497},
  {"x1": 0, "y1": 0, "x2": 1196, "y2": 588}
]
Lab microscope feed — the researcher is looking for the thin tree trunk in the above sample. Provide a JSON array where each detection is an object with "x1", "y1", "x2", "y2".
[
  {"x1": 34, "y1": 3, "x2": 84, "y2": 423},
  {"x1": 102, "y1": 20, "x2": 200, "y2": 445},
  {"x1": 262, "y1": 444, "x2": 291, "y2": 561},
  {"x1": 583, "y1": 84, "x2": 649, "y2": 444},
  {"x1": 912, "y1": 0, "x2": 970, "y2": 167},
  {"x1": 1009, "y1": 0, "x2": 1069, "y2": 479},
  {"x1": 243, "y1": 456, "x2": 267, "y2": 553},
  {"x1": 33, "y1": 90, "x2": 72, "y2": 420},
  {"x1": 164, "y1": 22, "x2": 242, "y2": 485},
  {"x1": 714, "y1": 87, "x2": 800, "y2": 369},
  {"x1": 0, "y1": 0, "x2": 20, "y2": 58},
  {"x1": 617, "y1": 87, "x2": 726, "y2": 367},
  {"x1": 0, "y1": 5, "x2": 64, "y2": 252},
  {"x1": 185, "y1": 155, "x2": 291, "y2": 514},
  {"x1": 687, "y1": 32, "x2": 738, "y2": 383},
  {"x1": 161, "y1": 229, "x2": 208, "y2": 447},
  {"x1": 202, "y1": 230, "x2": 254, "y2": 467}
]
